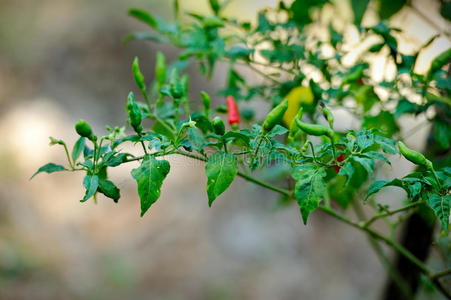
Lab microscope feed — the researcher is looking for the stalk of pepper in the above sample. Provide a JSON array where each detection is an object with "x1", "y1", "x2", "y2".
[{"x1": 226, "y1": 95, "x2": 240, "y2": 130}]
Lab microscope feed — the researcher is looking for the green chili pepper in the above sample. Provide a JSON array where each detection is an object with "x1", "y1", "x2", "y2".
[
  {"x1": 321, "y1": 103, "x2": 334, "y2": 129},
  {"x1": 262, "y1": 99, "x2": 288, "y2": 134},
  {"x1": 398, "y1": 141, "x2": 427, "y2": 166},
  {"x1": 169, "y1": 69, "x2": 184, "y2": 99},
  {"x1": 155, "y1": 52, "x2": 166, "y2": 87},
  {"x1": 132, "y1": 57, "x2": 146, "y2": 97},
  {"x1": 75, "y1": 119, "x2": 95, "y2": 141},
  {"x1": 211, "y1": 116, "x2": 226, "y2": 136},
  {"x1": 427, "y1": 48, "x2": 451, "y2": 79},
  {"x1": 295, "y1": 119, "x2": 332, "y2": 137},
  {"x1": 287, "y1": 107, "x2": 304, "y2": 143},
  {"x1": 126, "y1": 92, "x2": 143, "y2": 134},
  {"x1": 201, "y1": 91, "x2": 211, "y2": 116}
]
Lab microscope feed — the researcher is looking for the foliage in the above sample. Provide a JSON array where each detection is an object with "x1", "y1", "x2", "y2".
[{"x1": 32, "y1": 0, "x2": 451, "y2": 297}]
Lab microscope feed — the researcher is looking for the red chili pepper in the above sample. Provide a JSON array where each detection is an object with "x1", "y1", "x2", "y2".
[
  {"x1": 226, "y1": 95, "x2": 240, "y2": 125},
  {"x1": 334, "y1": 148, "x2": 345, "y2": 173}
]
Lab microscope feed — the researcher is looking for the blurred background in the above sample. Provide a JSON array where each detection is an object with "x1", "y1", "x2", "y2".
[{"x1": 0, "y1": 0, "x2": 449, "y2": 299}]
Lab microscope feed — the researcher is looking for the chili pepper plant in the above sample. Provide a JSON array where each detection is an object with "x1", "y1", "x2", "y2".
[{"x1": 32, "y1": 0, "x2": 451, "y2": 298}]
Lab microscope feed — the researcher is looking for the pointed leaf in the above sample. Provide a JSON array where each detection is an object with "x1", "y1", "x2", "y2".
[
  {"x1": 30, "y1": 163, "x2": 66, "y2": 180},
  {"x1": 427, "y1": 193, "x2": 450, "y2": 235},
  {"x1": 205, "y1": 152, "x2": 238, "y2": 206},
  {"x1": 131, "y1": 156, "x2": 170, "y2": 216},
  {"x1": 72, "y1": 137, "x2": 85, "y2": 163},
  {"x1": 292, "y1": 163, "x2": 327, "y2": 225},
  {"x1": 82, "y1": 175, "x2": 99, "y2": 202}
]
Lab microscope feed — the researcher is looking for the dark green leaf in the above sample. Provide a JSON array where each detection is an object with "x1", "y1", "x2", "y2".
[
  {"x1": 98, "y1": 179, "x2": 120, "y2": 202},
  {"x1": 351, "y1": 0, "x2": 369, "y2": 26},
  {"x1": 30, "y1": 163, "x2": 66, "y2": 180},
  {"x1": 131, "y1": 156, "x2": 171, "y2": 216},
  {"x1": 205, "y1": 152, "x2": 238, "y2": 206},
  {"x1": 427, "y1": 193, "x2": 450, "y2": 235},
  {"x1": 377, "y1": 0, "x2": 406, "y2": 20},
  {"x1": 82, "y1": 175, "x2": 99, "y2": 202},
  {"x1": 292, "y1": 163, "x2": 327, "y2": 224},
  {"x1": 72, "y1": 137, "x2": 85, "y2": 163},
  {"x1": 129, "y1": 9, "x2": 157, "y2": 28}
]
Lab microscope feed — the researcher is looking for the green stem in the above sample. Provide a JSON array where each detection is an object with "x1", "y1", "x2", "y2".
[
  {"x1": 62, "y1": 143, "x2": 74, "y2": 170},
  {"x1": 431, "y1": 268, "x2": 451, "y2": 280},
  {"x1": 363, "y1": 201, "x2": 426, "y2": 228}
]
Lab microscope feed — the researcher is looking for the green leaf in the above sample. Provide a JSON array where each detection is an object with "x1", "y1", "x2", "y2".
[
  {"x1": 441, "y1": 1, "x2": 451, "y2": 21},
  {"x1": 352, "y1": 156, "x2": 375, "y2": 175},
  {"x1": 98, "y1": 179, "x2": 120, "y2": 202},
  {"x1": 375, "y1": 135, "x2": 398, "y2": 154},
  {"x1": 292, "y1": 163, "x2": 327, "y2": 225},
  {"x1": 364, "y1": 151, "x2": 391, "y2": 165},
  {"x1": 338, "y1": 161, "x2": 354, "y2": 185},
  {"x1": 82, "y1": 175, "x2": 99, "y2": 202},
  {"x1": 205, "y1": 152, "x2": 238, "y2": 206},
  {"x1": 365, "y1": 178, "x2": 403, "y2": 201},
  {"x1": 131, "y1": 156, "x2": 170, "y2": 216},
  {"x1": 122, "y1": 32, "x2": 168, "y2": 45},
  {"x1": 427, "y1": 193, "x2": 450, "y2": 235},
  {"x1": 30, "y1": 163, "x2": 66, "y2": 180},
  {"x1": 356, "y1": 130, "x2": 375, "y2": 150},
  {"x1": 72, "y1": 137, "x2": 85, "y2": 163},
  {"x1": 188, "y1": 128, "x2": 203, "y2": 150},
  {"x1": 209, "y1": 0, "x2": 220, "y2": 15},
  {"x1": 351, "y1": 0, "x2": 369, "y2": 26},
  {"x1": 267, "y1": 125, "x2": 289, "y2": 137},
  {"x1": 129, "y1": 9, "x2": 157, "y2": 28},
  {"x1": 377, "y1": 0, "x2": 406, "y2": 20}
]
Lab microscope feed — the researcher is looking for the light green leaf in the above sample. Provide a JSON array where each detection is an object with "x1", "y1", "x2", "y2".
[
  {"x1": 427, "y1": 193, "x2": 450, "y2": 235},
  {"x1": 131, "y1": 156, "x2": 170, "y2": 216},
  {"x1": 292, "y1": 163, "x2": 327, "y2": 225},
  {"x1": 30, "y1": 163, "x2": 66, "y2": 180},
  {"x1": 364, "y1": 151, "x2": 391, "y2": 165},
  {"x1": 82, "y1": 175, "x2": 99, "y2": 202},
  {"x1": 129, "y1": 9, "x2": 157, "y2": 28},
  {"x1": 375, "y1": 135, "x2": 398, "y2": 154},
  {"x1": 353, "y1": 156, "x2": 375, "y2": 175},
  {"x1": 72, "y1": 137, "x2": 85, "y2": 163},
  {"x1": 205, "y1": 152, "x2": 238, "y2": 206}
]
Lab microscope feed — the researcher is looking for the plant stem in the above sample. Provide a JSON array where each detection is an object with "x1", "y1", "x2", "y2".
[
  {"x1": 62, "y1": 143, "x2": 74, "y2": 170},
  {"x1": 363, "y1": 201, "x2": 426, "y2": 228}
]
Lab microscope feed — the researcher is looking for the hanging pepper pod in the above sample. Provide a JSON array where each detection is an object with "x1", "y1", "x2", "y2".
[
  {"x1": 211, "y1": 116, "x2": 226, "y2": 136},
  {"x1": 126, "y1": 92, "x2": 143, "y2": 134},
  {"x1": 320, "y1": 102, "x2": 334, "y2": 129},
  {"x1": 201, "y1": 91, "x2": 211, "y2": 117},
  {"x1": 262, "y1": 99, "x2": 288, "y2": 134},
  {"x1": 226, "y1": 95, "x2": 240, "y2": 130}
]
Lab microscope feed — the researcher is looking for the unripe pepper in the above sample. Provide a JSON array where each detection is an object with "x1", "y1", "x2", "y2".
[
  {"x1": 75, "y1": 119, "x2": 95, "y2": 141},
  {"x1": 226, "y1": 95, "x2": 240, "y2": 128},
  {"x1": 155, "y1": 51, "x2": 166, "y2": 87},
  {"x1": 287, "y1": 107, "x2": 304, "y2": 144},
  {"x1": 262, "y1": 99, "x2": 288, "y2": 134},
  {"x1": 295, "y1": 119, "x2": 332, "y2": 137},
  {"x1": 320, "y1": 102, "x2": 334, "y2": 129},
  {"x1": 211, "y1": 116, "x2": 226, "y2": 136},
  {"x1": 398, "y1": 141, "x2": 427, "y2": 166},
  {"x1": 126, "y1": 92, "x2": 143, "y2": 134},
  {"x1": 201, "y1": 91, "x2": 211, "y2": 116}
]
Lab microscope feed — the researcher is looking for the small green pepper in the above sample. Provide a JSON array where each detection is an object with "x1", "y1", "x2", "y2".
[
  {"x1": 75, "y1": 119, "x2": 95, "y2": 140},
  {"x1": 321, "y1": 103, "x2": 334, "y2": 129},
  {"x1": 211, "y1": 116, "x2": 226, "y2": 136},
  {"x1": 201, "y1": 91, "x2": 211, "y2": 116},
  {"x1": 295, "y1": 119, "x2": 332, "y2": 137},
  {"x1": 398, "y1": 141, "x2": 427, "y2": 166},
  {"x1": 132, "y1": 57, "x2": 146, "y2": 97},
  {"x1": 262, "y1": 99, "x2": 288, "y2": 134},
  {"x1": 155, "y1": 52, "x2": 166, "y2": 87},
  {"x1": 126, "y1": 92, "x2": 143, "y2": 134}
]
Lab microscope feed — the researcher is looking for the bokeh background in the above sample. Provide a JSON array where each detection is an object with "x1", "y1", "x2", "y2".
[{"x1": 0, "y1": 0, "x2": 450, "y2": 299}]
